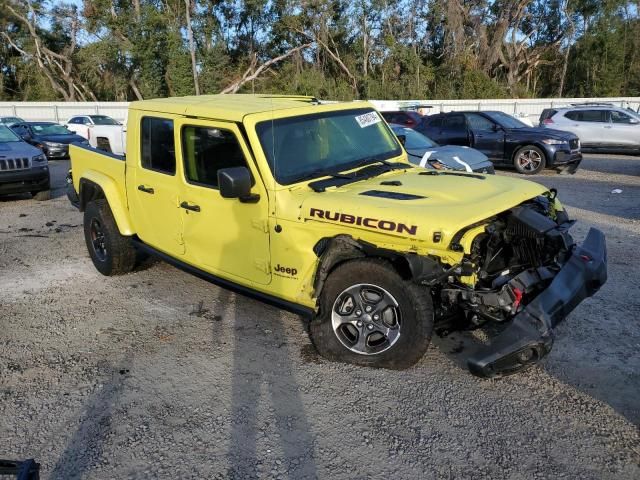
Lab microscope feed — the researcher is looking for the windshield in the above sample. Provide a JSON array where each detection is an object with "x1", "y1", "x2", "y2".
[
  {"x1": 485, "y1": 111, "x2": 528, "y2": 129},
  {"x1": 256, "y1": 108, "x2": 402, "y2": 185},
  {"x1": 392, "y1": 126, "x2": 438, "y2": 149},
  {"x1": 0, "y1": 125, "x2": 21, "y2": 142},
  {"x1": 90, "y1": 115, "x2": 120, "y2": 125},
  {"x1": 31, "y1": 123, "x2": 73, "y2": 135}
]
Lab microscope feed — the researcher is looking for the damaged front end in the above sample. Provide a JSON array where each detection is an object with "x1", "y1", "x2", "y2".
[{"x1": 438, "y1": 195, "x2": 607, "y2": 377}]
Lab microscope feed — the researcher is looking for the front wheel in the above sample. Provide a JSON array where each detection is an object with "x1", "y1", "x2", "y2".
[
  {"x1": 309, "y1": 259, "x2": 434, "y2": 369},
  {"x1": 514, "y1": 145, "x2": 546, "y2": 175}
]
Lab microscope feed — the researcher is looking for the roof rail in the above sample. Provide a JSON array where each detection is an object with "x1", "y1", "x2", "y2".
[{"x1": 568, "y1": 102, "x2": 614, "y2": 107}]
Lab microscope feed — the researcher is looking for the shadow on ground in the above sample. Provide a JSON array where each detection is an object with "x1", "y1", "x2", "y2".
[{"x1": 221, "y1": 288, "x2": 317, "y2": 479}]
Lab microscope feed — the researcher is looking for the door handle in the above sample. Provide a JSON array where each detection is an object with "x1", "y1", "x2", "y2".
[
  {"x1": 180, "y1": 201, "x2": 200, "y2": 212},
  {"x1": 137, "y1": 185, "x2": 154, "y2": 194},
  {"x1": 604, "y1": 125, "x2": 612, "y2": 129}
]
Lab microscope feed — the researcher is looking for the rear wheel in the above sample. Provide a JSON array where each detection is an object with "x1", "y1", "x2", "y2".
[
  {"x1": 514, "y1": 145, "x2": 546, "y2": 175},
  {"x1": 310, "y1": 259, "x2": 434, "y2": 369},
  {"x1": 83, "y1": 199, "x2": 136, "y2": 276}
]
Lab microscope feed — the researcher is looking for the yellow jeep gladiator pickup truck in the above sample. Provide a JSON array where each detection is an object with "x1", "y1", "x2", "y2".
[{"x1": 68, "y1": 95, "x2": 607, "y2": 377}]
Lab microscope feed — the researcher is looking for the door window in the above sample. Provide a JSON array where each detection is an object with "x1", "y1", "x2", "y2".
[
  {"x1": 444, "y1": 115, "x2": 466, "y2": 129},
  {"x1": 425, "y1": 116, "x2": 443, "y2": 128},
  {"x1": 465, "y1": 113, "x2": 494, "y2": 130},
  {"x1": 141, "y1": 117, "x2": 175, "y2": 175},
  {"x1": 181, "y1": 125, "x2": 249, "y2": 188},
  {"x1": 565, "y1": 110, "x2": 607, "y2": 122},
  {"x1": 611, "y1": 110, "x2": 634, "y2": 124}
]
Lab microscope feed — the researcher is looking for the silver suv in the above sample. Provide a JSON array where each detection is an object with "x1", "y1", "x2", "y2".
[{"x1": 540, "y1": 103, "x2": 640, "y2": 153}]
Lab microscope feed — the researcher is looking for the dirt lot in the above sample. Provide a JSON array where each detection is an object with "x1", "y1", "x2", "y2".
[{"x1": 1, "y1": 155, "x2": 639, "y2": 479}]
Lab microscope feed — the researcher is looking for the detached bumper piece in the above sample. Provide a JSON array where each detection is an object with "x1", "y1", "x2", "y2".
[
  {"x1": 467, "y1": 227, "x2": 607, "y2": 378},
  {"x1": 0, "y1": 459, "x2": 40, "y2": 480}
]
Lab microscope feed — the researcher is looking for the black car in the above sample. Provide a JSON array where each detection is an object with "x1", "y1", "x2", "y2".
[
  {"x1": 380, "y1": 110, "x2": 424, "y2": 128},
  {"x1": 416, "y1": 111, "x2": 582, "y2": 175},
  {"x1": 11, "y1": 122, "x2": 88, "y2": 159}
]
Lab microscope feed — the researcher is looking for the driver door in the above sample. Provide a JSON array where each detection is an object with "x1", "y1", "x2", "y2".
[
  {"x1": 176, "y1": 119, "x2": 271, "y2": 285},
  {"x1": 464, "y1": 113, "x2": 505, "y2": 162}
]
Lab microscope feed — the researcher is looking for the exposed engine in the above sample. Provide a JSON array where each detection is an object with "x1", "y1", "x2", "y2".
[{"x1": 438, "y1": 195, "x2": 575, "y2": 327}]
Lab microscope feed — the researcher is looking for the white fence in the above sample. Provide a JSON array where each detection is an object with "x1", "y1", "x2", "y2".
[
  {"x1": 1, "y1": 97, "x2": 639, "y2": 124},
  {"x1": 0, "y1": 102, "x2": 129, "y2": 123}
]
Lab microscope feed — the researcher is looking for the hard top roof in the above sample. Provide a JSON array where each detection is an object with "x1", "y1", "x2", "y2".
[{"x1": 129, "y1": 94, "x2": 322, "y2": 121}]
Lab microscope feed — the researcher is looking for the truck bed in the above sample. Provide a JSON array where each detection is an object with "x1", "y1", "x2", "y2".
[{"x1": 69, "y1": 143, "x2": 131, "y2": 233}]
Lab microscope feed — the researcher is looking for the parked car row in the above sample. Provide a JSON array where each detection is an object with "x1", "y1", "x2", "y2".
[
  {"x1": 383, "y1": 110, "x2": 582, "y2": 175},
  {"x1": 0, "y1": 113, "x2": 125, "y2": 201}
]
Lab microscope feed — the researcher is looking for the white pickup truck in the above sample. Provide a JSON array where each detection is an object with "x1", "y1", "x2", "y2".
[{"x1": 65, "y1": 115, "x2": 126, "y2": 155}]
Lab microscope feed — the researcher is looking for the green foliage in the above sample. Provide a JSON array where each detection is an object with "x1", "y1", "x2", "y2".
[{"x1": 0, "y1": 0, "x2": 639, "y2": 101}]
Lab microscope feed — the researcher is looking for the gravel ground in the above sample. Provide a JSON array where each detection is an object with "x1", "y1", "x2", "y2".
[{"x1": 1, "y1": 155, "x2": 639, "y2": 479}]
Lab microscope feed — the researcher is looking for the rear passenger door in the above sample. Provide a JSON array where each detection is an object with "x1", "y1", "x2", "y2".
[
  {"x1": 129, "y1": 116, "x2": 185, "y2": 256},
  {"x1": 565, "y1": 110, "x2": 610, "y2": 146},
  {"x1": 176, "y1": 119, "x2": 271, "y2": 285},
  {"x1": 426, "y1": 113, "x2": 469, "y2": 146}
]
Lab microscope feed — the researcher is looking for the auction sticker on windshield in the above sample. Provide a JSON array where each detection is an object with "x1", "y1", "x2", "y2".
[{"x1": 355, "y1": 112, "x2": 381, "y2": 128}]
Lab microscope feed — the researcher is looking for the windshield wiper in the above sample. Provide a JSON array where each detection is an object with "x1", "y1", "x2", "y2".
[
  {"x1": 293, "y1": 169, "x2": 354, "y2": 184},
  {"x1": 309, "y1": 160, "x2": 409, "y2": 193}
]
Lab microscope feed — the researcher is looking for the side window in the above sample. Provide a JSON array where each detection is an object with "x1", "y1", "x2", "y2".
[
  {"x1": 565, "y1": 111, "x2": 579, "y2": 121},
  {"x1": 181, "y1": 125, "x2": 248, "y2": 189},
  {"x1": 81, "y1": 117, "x2": 92, "y2": 125},
  {"x1": 579, "y1": 110, "x2": 607, "y2": 122},
  {"x1": 465, "y1": 113, "x2": 494, "y2": 130},
  {"x1": 426, "y1": 116, "x2": 443, "y2": 128},
  {"x1": 141, "y1": 117, "x2": 175, "y2": 175},
  {"x1": 444, "y1": 115, "x2": 466, "y2": 129},
  {"x1": 611, "y1": 110, "x2": 633, "y2": 124},
  {"x1": 69, "y1": 117, "x2": 79, "y2": 124}
]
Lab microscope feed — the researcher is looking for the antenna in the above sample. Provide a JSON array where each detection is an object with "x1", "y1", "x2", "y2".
[{"x1": 271, "y1": 95, "x2": 278, "y2": 224}]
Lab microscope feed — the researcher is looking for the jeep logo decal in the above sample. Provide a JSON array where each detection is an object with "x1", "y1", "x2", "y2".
[
  {"x1": 274, "y1": 264, "x2": 298, "y2": 278},
  {"x1": 309, "y1": 208, "x2": 418, "y2": 235}
]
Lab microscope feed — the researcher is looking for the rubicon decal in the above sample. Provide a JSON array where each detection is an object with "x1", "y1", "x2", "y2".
[{"x1": 309, "y1": 208, "x2": 418, "y2": 235}]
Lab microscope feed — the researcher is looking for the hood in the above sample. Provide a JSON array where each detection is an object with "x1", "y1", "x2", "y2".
[
  {"x1": 0, "y1": 140, "x2": 42, "y2": 158},
  {"x1": 288, "y1": 168, "x2": 548, "y2": 249},
  {"x1": 406, "y1": 145, "x2": 490, "y2": 169},
  {"x1": 505, "y1": 126, "x2": 576, "y2": 140},
  {"x1": 35, "y1": 134, "x2": 86, "y2": 144}
]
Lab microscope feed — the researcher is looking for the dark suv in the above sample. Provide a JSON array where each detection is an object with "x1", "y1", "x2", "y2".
[{"x1": 416, "y1": 111, "x2": 582, "y2": 175}]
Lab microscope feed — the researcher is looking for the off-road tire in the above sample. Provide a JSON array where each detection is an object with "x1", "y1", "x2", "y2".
[
  {"x1": 513, "y1": 145, "x2": 546, "y2": 175},
  {"x1": 32, "y1": 190, "x2": 50, "y2": 201},
  {"x1": 84, "y1": 199, "x2": 136, "y2": 276},
  {"x1": 309, "y1": 259, "x2": 434, "y2": 369}
]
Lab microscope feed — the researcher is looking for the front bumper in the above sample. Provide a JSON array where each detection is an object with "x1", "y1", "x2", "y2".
[
  {"x1": 472, "y1": 161, "x2": 495, "y2": 174},
  {"x1": 43, "y1": 145, "x2": 69, "y2": 159},
  {"x1": 552, "y1": 150, "x2": 582, "y2": 174},
  {"x1": 0, "y1": 166, "x2": 50, "y2": 195},
  {"x1": 467, "y1": 227, "x2": 607, "y2": 377}
]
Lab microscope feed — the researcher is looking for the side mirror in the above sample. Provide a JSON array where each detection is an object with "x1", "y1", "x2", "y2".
[
  {"x1": 217, "y1": 167, "x2": 259, "y2": 203},
  {"x1": 629, "y1": 118, "x2": 639, "y2": 125},
  {"x1": 397, "y1": 134, "x2": 406, "y2": 146},
  {"x1": 492, "y1": 123, "x2": 500, "y2": 132}
]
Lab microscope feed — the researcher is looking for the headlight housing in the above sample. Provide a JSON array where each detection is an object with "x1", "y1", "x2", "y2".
[
  {"x1": 32, "y1": 153, "x2": 47, "y2": 163},
  {"x1": 43, "y1": 141, "x2": 65, "y2": 148},
  {"x1": 428, "y1": 159, "x2": 453, "y2": 170},
  {"x1": 541, "y1": 139, "x2": 566, "y2": 145}
]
